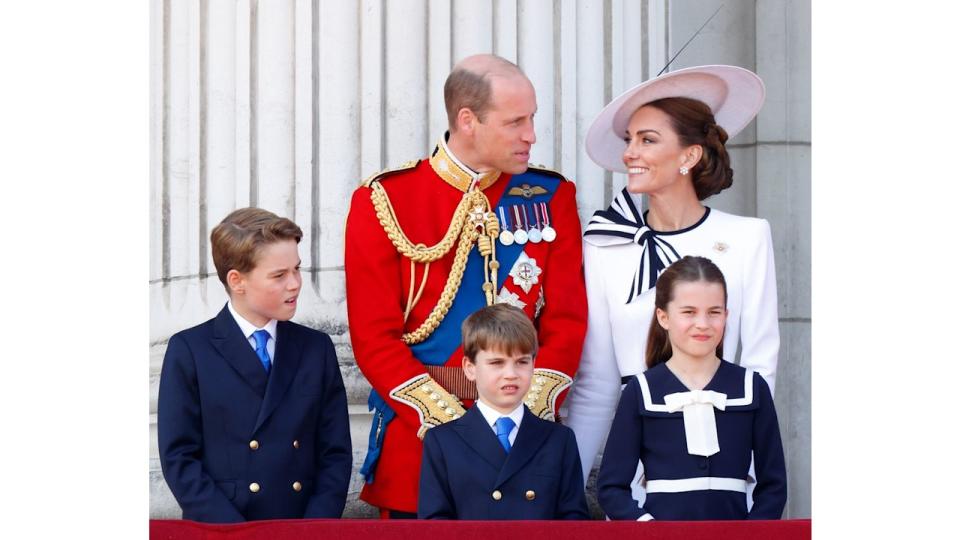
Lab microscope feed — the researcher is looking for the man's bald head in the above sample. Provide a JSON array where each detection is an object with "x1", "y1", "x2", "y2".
[{"x1": 444, "y1": 54, "x2": 529, "y2": 131}]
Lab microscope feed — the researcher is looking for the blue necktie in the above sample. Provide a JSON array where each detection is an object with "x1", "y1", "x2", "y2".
[
  {"x1": 252, "y1": 329, "x2": 271, "y2": 375},
  {"x1": 494, "y1": 416, "x2": 515, "y2": 454}
]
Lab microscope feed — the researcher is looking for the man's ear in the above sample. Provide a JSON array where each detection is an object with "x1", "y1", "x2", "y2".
[{"x1": 456, "y1": 107, "x2": 478, "y2": 134}]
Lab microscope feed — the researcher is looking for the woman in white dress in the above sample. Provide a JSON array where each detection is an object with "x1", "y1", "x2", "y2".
[{"x1": 564, "y1": 65, "x2": 780, "y2": 490}]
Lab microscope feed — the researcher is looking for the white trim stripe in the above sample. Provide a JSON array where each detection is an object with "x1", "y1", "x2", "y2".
[
  {"x1": 726, "y1": 369, "x2": 754, "y2": 406},
  {"x1": 587, "y1": 215, "x2": 614, "y2": 225},
  {"x1": 637, "y1": 513, "x2": 654, "y2": 521},
  {"x1": 636, "y1": 374, "x2": 669, "y2": 412},
  {"x1": 646, "y1": 477, "x2": 747, "y2": 494}
]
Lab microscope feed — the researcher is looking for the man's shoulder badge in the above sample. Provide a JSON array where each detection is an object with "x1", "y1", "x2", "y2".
[
  {"x1": 361, "y1": 159, "x2": 420, "y2": 187},
  {"x1": 527, "y1": 163, "x2": 568, "y2": 182}
]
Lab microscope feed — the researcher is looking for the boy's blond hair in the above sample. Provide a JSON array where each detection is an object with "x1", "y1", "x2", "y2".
[
  {"x1": 210, "y1": 207, "x2": 302, "y2": 289},
  {"x1": 461, "y1": 304, "x2": 538, "y2": 361}
]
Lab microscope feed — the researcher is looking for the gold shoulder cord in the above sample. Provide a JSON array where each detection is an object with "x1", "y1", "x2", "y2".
[{"x1": 369, "y1": 180, "x2": 500, "y2": 344}]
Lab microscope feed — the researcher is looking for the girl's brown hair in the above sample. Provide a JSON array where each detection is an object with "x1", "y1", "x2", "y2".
[
  {"x1": 645, "y1": 256, "x2": 728, "y2": 369},
  {"x1": 644, "y1": 97, "x2": 734, "y2": 200}
]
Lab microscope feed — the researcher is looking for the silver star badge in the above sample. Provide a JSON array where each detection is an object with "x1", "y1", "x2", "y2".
[
  {"x1": 496, "y1": 287, "x2": 527, "y2": 309},
  {"x1": 509, "y1": 252, "x2": 542, "y2": 294}
]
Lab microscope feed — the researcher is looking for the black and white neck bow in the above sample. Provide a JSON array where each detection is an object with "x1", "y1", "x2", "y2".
[{"x1": 584, "y1": 189, "x2": 686, "y2": 304}]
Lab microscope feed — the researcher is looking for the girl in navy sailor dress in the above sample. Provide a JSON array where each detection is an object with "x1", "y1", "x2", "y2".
[{"x1": 597, "y1": 256, "x2": 786, "y2": 520}]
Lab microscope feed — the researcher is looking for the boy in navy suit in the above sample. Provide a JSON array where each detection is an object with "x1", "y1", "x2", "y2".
[
  {"x1": 158, "y1": 208, "x2": 351, "y2": 522},
  {"x1": 417, "y1": 304, "x2": 589, "y2": 519}
]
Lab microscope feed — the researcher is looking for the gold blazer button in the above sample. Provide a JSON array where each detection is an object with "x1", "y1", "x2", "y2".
[
  {"x1": 293, "y1": 439, "x2": 300, "y2": 449},
  {"x1": 525, "y1": 490, "x2": 536, "y2": 501},
  {"x1": 249, "y1": 482, "x2": 260, "y2": 493},
  {"x1": 249, "y1": 440, "x2": 259, "y2": 450},
  {"x1": 292, "y1": 481, "x2": 302, "y2": 492},
  {"x1": 492, "y1": 490, "x2": 502, "y2": 501}
]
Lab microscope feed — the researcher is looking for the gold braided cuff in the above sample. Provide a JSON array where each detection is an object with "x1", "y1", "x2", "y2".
[
  {"x1": 523, "y1": 368, "x2": 573, "y2": 421},
  {"x1": 389, "y1": 374, "x2": 467, "y2": 440}
]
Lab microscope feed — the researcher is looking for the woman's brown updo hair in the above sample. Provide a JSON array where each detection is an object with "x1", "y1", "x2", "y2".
[{"x1": 644, "y1": 97, "x2": 734, "y2": 200}]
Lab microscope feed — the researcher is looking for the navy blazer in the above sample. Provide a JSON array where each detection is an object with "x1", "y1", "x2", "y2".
[
  {"x1": 418, "y1": 404, "x2": 589, "y2": 520},
  {"x1": 158, "y1": 305, "x2": 352, "y2": 523}
]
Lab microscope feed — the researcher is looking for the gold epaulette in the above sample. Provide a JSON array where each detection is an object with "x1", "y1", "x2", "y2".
[
  {"x1": 361, "y1": 159, "x2": 421, "y2": 188},
  {"x1": 523, "y1": 368, "x2": 573, "y2": 421},
  {"x1": 527, "y1": 163, "x2": 569, "y2": 182}
]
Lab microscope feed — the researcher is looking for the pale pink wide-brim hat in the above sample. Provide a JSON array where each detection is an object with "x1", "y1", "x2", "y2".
[{"x1": 585, "y1": 65, "x2": 765, "y2": 173}]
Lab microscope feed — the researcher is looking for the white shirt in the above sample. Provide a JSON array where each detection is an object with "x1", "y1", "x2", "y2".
[
  {"x1": 227, "y1": 301, "x2": 278, "y2": 364},
  {"x1": 564, "y1": 203, "x2": 780, "y2": 485},
  {"x1": 474, "y1": 400, "x2": 525, "y2": 446}
]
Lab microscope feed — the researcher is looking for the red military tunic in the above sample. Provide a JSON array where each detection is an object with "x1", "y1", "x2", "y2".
[{"x1": 344, "y1": 139, "x2": 588, "y2": 513}]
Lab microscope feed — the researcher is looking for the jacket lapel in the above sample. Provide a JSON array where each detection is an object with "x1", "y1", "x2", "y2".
[
  {"x1": 495, "y1": 407, "x2": 551, "y2": 488},
  {"x1": 253, "y1": 320, "x2": 301, "y2": 433},
  {"x1": 452, "y1": 406, "x2": 508, "y2": 471},
  {"x1": 211, "y1": 305, "x2": 268, "y2": 397}
]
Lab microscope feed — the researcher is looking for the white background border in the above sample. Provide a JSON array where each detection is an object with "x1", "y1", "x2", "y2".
[{"x1": 2, "y1": 1, "x2": 958, "y2": 537}]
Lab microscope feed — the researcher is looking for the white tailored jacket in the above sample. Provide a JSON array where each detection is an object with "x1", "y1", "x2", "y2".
[{"x1": 563, "y1": 203, "x2": 780, "y2": 485}]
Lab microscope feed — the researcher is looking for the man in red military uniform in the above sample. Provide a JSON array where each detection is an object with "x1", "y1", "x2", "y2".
[{"x1": 344, "y1": 54, "x2": 588, "y2": 517}]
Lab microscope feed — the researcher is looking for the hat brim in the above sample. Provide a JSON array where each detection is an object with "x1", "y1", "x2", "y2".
[{"x1": 585, "y1": 65, "x2": 765, "y2": 173}]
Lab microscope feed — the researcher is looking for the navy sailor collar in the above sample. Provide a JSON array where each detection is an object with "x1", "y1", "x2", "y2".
[{"x1": 635, "y1": 361, "x2": 757, "y2": 415}]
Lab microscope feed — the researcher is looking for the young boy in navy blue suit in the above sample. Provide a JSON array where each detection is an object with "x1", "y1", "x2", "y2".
[
  {"x1": 158, "y1": 208, "x2": 351, "y2": 522},
  {"x1": 417, "y1": 304, "x2": 589, "y2": 519}
]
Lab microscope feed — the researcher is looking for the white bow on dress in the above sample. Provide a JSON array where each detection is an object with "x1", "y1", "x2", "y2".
[{"x1": 664, "y1": 389, "x2": 727, "y2": 457}]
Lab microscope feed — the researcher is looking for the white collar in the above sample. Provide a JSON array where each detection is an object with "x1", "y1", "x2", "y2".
[
  {"x1": 227, "y1": 301, "x2": 278, "y2": 341},
  {"x1": 475, "y1": 399, "x2": 525, "y2": 430}
]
